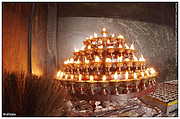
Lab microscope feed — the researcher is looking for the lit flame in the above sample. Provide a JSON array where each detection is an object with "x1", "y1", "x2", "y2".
[
  {"x1": 95, "y1": 56, "x2": 101, "y2": 62},
  {"x1": 98, "y1": 39, "x2": 102, "y2": 44},
  {"x1": 139, "y1": 55, "x2": 145, "y2": 61},
  {"x1": 112, "y1": 58, "x2": 116, "y2": 62},
  {"x1": 86, "y1": 37, "x2": 89, "y2": 39},
  {"x1": 111, "y1": 34, "x2": 115, "y2": 37},
  {"x1": 56, "y1": 71, "x2": 61, "y2": 78},
  {"x1": 85, "y1": 57, "x2": 89, "y2": 64},
  {"x1": 118, "y1": 34, "x2": 124, "y2": 39},
  {"x1": 141, "y1": 72, "x2": 145, "y2": 78},
  {"x1": 108, "y1": 46, "x2": 114, "y2": 48},
  {"x1": 102, "y1": 28, "x2": 106, "y2": 32},
  {"x1": 88, "y1": 45, "x2": 91, "y2": 49},
  {"x1": 90, "y1": 35, "x2": 93, "y2": 39},
  {"x1": 90, "y1": 75, "x2": 94, "y2": 82},
  {"x1": 145, "y1": 69, "x2": 150, "y2": 76},
  {"x1": 98, "y1": 45, "x2": 103, "y2": 49},
  {"x1": 106, "y1": 58, "x2": 112, "y2": 62},
  {"x1": 71, "y1": 75, "x2": 74, "y2": 79},
  {"x1": 102, "y1": 75, "x2": 107, "y2": 81},
  {"x1": 133, "y1": 55, "x2": 138, "y2": 61},
  {"x1": 79, "y1": 74, "x2": 82, "y2": 81},
  {"x1": 60, "y1": 72, "x2": 64, "y2": 78},
  {"x1": 69, "y1": 58, "x2": 74, "y2": 63},
  {"x1": 94, "y1": 32, "x2": 98, "y2": 38},
  {"x1": 125, "y1": 44, "x2": 129, "y2": 49},
  {"x1": 125, "y1": 71, "x2": 129, "y2": 80},
  {"x1": 149, "y1": 68, "x2": 156, "y2": 75},
  {"x1": 113, "y1": 72, "x2": 119, "y2": 80},
  {"x1": 130, "y1": 43, "x2": 134, "y2": 50},
  {"x1": 64, "y1": 59, "x2": 69, "y2": 64},
  {"x1": 134, "y1": 72, "x2": 137, "y2": 79},
  {"x1": 81, "y1": 45, "x2": 85, "y2": 50},
  {"x1": 65, "y1": 74, "x2": 68, "y2": 79},
  {"x1": 119, "y1": 44, "x2": 122, "y2": 48},
  {"x1": 107, "y1": 39, "x2": 110, "y2": 44},
  {"x1": 74, "y1": 48, "x2": 79, "y2": 52},
  {"x1": 103, "y1": 33, "x2": 107, "y2": 37},
  {"x1": 76, "y1": 59, "x2": 81, "y2": 64},
  {"x1": 124, "y1": 58, "x2": 130, "y2": 62},
  {"x1": 117, "y1": 56, "x2": 123, "y2": 62}
]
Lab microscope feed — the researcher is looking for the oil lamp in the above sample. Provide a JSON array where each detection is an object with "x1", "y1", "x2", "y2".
[
  {"x1": 94, "y1": 32, "x2": 98, "y2": 38},
  {"x1": 57, "y1": 28, "x2": 158, "y2": 103},
  {"x1": 118, "y1": 34, "x2": 124, "y2": 39},
  {"x1": 130, "y1": 43, "x2": 134, "y2": 50}
]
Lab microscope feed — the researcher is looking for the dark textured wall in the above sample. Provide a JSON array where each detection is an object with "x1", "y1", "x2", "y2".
[{"x1": 57, "y1": 17, "x2": 177, "y2": 82}]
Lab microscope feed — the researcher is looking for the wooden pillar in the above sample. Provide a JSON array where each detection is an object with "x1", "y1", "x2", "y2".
[{"x1": 3, "y1": 3, "x2": 32, "y2": 73}]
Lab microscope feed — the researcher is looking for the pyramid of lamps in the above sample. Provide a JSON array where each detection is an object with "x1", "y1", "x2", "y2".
[{"x1": 57, "y1": 28, "x2": 157, "y2": 83}]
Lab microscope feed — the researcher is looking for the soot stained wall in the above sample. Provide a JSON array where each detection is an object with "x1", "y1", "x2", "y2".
[{"x1": 57, "y1": 17, "x2": 177, "y2": 82}]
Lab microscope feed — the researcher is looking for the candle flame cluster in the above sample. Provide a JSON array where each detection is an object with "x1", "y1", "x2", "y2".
[{"x1": 57, "y1": 28, "x2": 157, "y2": 83}]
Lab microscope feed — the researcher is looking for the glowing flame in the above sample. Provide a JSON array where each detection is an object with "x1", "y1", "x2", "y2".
[
  {"x1": 103, "y1": 33, "x2": 107, "y2": 37},
  {"x1": 112, "y1": 58, "x2": 116, "y2": 62},
  {"x1": 88, "y1": 45, "x2": 91, "y2": 49},
  {"x1": 71, "y1": 75, "x2": 74, "y2": 79},
  {"x1": 134, "y1": 72, "x2": 137, "y2": 79},
  {"x1": 106, "y1": 58, "x2": 112, "y2": 62},
  {"x1": 124, "y1": 58, "x2": 130, "y2": 62},
  {"x1": 64, "y1": 59, "x2": 69, "y2": 64},
  {"x1": 56, "y1": 71, "x2": 61, "y2": 78},
  {"x1": 90, "y1": 75, "x2": 94, "y2": 82},
  {"x1": 125, "y1": 44, "x2": 129, "y2": 49},
  {"x1": 81, "y1": 45, "x2": 86, "y2": 50},
  {"x1": 133, "y1": 55, "x2": 138, "y2": 61},
  {"x1": 130, "y1": 44, "x2": 134, "y2": 50},
  {"x1": 107, "y1": 39, "x2": 110, "y2": 44},
  {"x1": 117, "y1": 56, "x2": 123, "y2": 62},
  {"x1": 94, "y1": 32, "x2": 98, "y2": 38},
  {"x1": 69, "y1": 58, "x2": 74, "y2": 63},
  {"x1": 79, "y1": 74, "x2": 82, "y2": 81},
  {"x1": 119, "y1": 44, "x2": 122, "y2": 48},
  {"x1": 102, "y1": 75, "x2": 107, "y2": 81},
  {"x1": 98, "y1": 45, "x2": 103, "y2": 49},
  {"x1": 85, "y1": 57, "x2": 89, "y2": 64},
  {"x1": 65, "y1": 74, "x2": 68, "y2": 79},
  {"x1": 149, "y1": 68, "x2": 156, "y2": 75},
  {"x1": 90, "y1": 35, "x2": 93, "y2": 39},
  {"x1": 125, "y1": 71, "x2": 129, "y2": 80},
  {"x1": 74, "y1": 48, "x2": 79, "y2": 52},
  {"x1": 108, "y1": 46, "x2": 114, "y2": 48},
  {"x1": 118, "y1": 34, "x2": 124, "y2": 39},
  {"x1": 141, "y1": 72, "x2": 145, "y2": 78},
  {"x1": 139, "y1": 55, "x2": 145, "y2": 61},
  {"x1": 102, "y1": 28, "x2": 106, "y2": 32},
  {"x1": 111, "y1": 34, "x2": 115, "y2": 37},
  {"x1": 86, "y1": 37, "x2": 89, "y2": 39},
  {"x1": 76, "y1": 59, "x2": 81, "y2": 64},
  {"x1": 145, "y1": 69, "x2": 150, "y2": 76},
  {"x1": 95, "y1": 56, "x2": 101, "y2": 62},
  {"x1": 98, "y1": 39, "x2": 102, "y2": 44},
  {"x1": 113, "y1": 72, "x2": 119, "y2": 80}
]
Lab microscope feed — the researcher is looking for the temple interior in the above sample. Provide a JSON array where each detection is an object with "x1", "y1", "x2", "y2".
[{"x1": 2, "y1": 2, "x2": 178, "y2": 117}]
